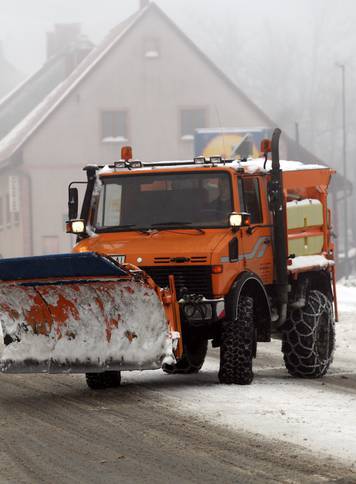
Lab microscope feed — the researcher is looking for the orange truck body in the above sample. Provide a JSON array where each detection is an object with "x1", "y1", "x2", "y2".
[{"x1": 73, "y1": 164, "x2": 336, "y2": 318}]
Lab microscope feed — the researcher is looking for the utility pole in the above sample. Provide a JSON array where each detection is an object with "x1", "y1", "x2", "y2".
[
  {"x1": 295, "y1": 122, "x2": 300, "y2": 158},
  {"x1": 336, "y1": 63, "x2": 349, "y2": 278},
  {"x1": 295, "y1": 122, "x2": 300, "y2": 147}
]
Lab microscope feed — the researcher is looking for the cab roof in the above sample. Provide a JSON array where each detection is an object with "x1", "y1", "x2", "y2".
[{"x1": 89, "y1": 157, "x2": 329, "y2": 178}]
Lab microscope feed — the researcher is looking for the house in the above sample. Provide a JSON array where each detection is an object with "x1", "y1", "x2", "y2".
[{"x1": 0, "y1": 1, "x2": 347, "y2": 258}]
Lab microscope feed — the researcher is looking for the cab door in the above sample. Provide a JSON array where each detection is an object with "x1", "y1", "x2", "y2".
[{"x1": 237, "y1": 176, "x2": 273, "y2": 284}]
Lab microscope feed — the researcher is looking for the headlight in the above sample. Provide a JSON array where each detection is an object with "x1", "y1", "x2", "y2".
[
  {"x1": 229, "y1": 212, "x2": 243, "y2": 227},
  {"x1": 66, "y1": 219, "x2": 86, "y2": 234},
  {"x1": 229, "y1": 212, "x2": 251, "y2": 230}
]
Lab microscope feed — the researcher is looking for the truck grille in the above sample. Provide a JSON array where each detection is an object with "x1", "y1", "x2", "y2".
[
  {"x1": 142, "y1": 265, "x2": 213, "y2": 298},
  {"x1": 153, "y1": 256, "x2": 208, "y2": 264}
]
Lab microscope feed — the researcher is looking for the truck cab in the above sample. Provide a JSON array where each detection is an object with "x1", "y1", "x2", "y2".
[{"x1": 72, "y1": 163, "x2": 272, "y2": 294}]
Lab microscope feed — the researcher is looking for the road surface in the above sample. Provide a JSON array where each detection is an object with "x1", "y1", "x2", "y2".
[{"x1": 0, "y1": 345, "x2": 355, "y2": 483}]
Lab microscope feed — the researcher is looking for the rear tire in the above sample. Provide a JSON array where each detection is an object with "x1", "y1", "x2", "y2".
[
  {"x1": 219, "y1": 295, "x2": 255, "y2": 385},
  {"x1": 282, "y1": 290, "x2": 335, "y2": 378},
  {"x1": 86, "y1": 371, "x2": 121, "y2": 389}
]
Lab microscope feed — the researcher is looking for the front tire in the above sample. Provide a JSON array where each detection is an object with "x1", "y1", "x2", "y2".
[
  {"x1": 282, "y1": 290, "x2": 335, "y2": 378},
  {"x1": 86, "y1": 371, "x2": 121, "y2": 389},
  {"x1": 219, "y1": 295, "x2": 255, "y2": 385},
  {"x1": 162, "y1": 336, "x2": 208, "y2": 374}
]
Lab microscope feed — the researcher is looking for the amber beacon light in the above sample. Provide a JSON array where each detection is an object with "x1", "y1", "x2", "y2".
[{"x1": 121, "y1": 146, "x2": 133, "y2": 161}]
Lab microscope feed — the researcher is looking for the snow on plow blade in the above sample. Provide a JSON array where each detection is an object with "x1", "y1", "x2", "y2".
[{"x1": 0, "y1": 253, "x2": 175, "y2": 373}]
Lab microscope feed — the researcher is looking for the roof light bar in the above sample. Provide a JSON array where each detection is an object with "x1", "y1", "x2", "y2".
[
  {"x1": 98, "y1": 157, "x2": 238, "y2": 171},
  {"x1": 210, "y1": 156, "x2": 222, "y2": 164},
  {"x1": 114, "y1": 161, "x2": 127, "y2": 169},
  {"x1": 114, "y1": 160, "x2": 142, "y2": 169},
  {"x1": 130, "y1": 161, "x2": 142, "y2": 169}
]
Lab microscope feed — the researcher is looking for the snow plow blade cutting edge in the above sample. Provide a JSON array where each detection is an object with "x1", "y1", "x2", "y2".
[{"x1": 0, "y1": 253, "x2": 178, "y2": 373}]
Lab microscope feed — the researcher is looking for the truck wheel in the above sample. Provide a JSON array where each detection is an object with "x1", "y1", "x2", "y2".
[
  {"x1": 219, "y1": 295, "x2": 255, "y2": 385},
  {"x1": 162, "y1": 337, "x2": 208, "y2": 374},
  {"x1": 86, "y1": 371, "x2": 121, "y2": 389},
  {"x1": 282, "y1": 290, "x2": 335, "y2": 378}
]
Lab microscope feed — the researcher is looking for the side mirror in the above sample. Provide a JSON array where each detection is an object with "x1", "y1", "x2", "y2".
[{"x1": 68, "y1": 187, "x2": 78, "y2": 220}]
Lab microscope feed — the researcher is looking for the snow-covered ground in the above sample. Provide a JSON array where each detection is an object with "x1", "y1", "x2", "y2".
[
  {"x1": 1, "y1": 279, "x2": 355, "y2": 468},
  {"x1": 124, "y1": 281, "x2": 356, "y2": 468}
]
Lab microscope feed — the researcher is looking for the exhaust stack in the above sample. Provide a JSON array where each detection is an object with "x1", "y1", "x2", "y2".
[{"x1": 269, "y1": 128, "x2": 288, "y2": 325}]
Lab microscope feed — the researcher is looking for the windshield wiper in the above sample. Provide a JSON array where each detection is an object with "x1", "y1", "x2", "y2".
[
  {"x1": 149, "y1": 222, "x2": 205, "y2": 234},
  {"x1": 96, "y1": 224, "x2": 146, "y2": 233},
  {"x1": 96, "y1": 222, "x2": 204, "y2": 234},
  {"x1": 150, "y1": 222, "x2": 192, "y2": 227}
]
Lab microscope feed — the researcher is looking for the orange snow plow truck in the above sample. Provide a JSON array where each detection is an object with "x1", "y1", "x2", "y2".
[{"x1": 0, "y1": 129, "x2": 337, "y2": 389}]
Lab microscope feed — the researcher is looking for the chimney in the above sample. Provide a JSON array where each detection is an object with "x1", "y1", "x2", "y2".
[
  {"x1": 46, "y1": 23, "x2": 82, "y2": 59},
  {"x1": 139, "y1": 0, "x2": 149, "y2": 9},
  {"x1": 46, "y1": 24, "x2": 93, "y2": 76}
]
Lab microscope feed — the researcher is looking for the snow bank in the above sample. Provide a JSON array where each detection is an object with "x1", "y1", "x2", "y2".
[{"x1": 337, "y1": 277, "x2": 356, "y2": 312}]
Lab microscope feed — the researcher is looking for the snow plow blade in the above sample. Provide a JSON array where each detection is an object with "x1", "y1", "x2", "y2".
[{"x1": 0, "y1": 253, "x2": 176, "y2": 374}]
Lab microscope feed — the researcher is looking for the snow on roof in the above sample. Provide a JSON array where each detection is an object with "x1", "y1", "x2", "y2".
[
  {"x1": 0, "y1": 81, "x2": 65, "y2": 158},
  {"x1": 0, "y1": 68, "x2": 38, "y2": 107},
  {"x1": 242, "y1": 158, "x2": 327, "y2": 174},
  {"x1": 0, "y1": 7, "x2": 146, "y2": 164}
]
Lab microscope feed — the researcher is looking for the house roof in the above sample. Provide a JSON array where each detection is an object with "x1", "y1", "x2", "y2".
[
  {"x1": 0, "y1": 2, "x2": 348, "y2": 192},
  {"x1": 0, "y1": 41, "x2": 92, "y2": 142},
  {"x1": 0, "y1": 48, "x2": 24, "y2": 100}
]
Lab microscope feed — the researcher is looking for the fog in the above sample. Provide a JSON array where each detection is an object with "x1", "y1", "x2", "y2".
[
  {"x1": 2, "y1": 0, "x2": 355, "y2": 168},
  {"x1": 0, "y1": 0, "x2": 355, "y2": 269}
]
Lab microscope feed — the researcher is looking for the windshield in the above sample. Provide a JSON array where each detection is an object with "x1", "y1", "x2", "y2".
[{"x1": 94, "y1": 171, "x2": 233, "y2": 232}]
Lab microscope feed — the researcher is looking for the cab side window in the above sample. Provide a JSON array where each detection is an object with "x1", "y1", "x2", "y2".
[{"x1": 238, "y1": 177, "x2": 262, "y2": 224}]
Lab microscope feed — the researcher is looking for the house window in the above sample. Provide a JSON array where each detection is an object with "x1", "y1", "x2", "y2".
[
  {"x1": 101, "y1": 111, "x2": 128, "y2": 142},
  {"x1": 180, "y1": 108, "x2": 206, "y2": 140},
  {"x1": 143, "y1": 37, "x2": 160, "y2": 59}
]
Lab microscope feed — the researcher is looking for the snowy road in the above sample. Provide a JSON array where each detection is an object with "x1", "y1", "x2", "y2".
[
  {"x1": 0, "y1": 366, "x2": 355, "y2": 484},
  {"x1": 0, "y1": 284, "x2": 356, "y2": 483}
]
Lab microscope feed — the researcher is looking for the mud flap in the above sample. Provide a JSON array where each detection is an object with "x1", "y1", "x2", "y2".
[{"x1": 0, "y1": 253, "x2": 176, "y2": 373}]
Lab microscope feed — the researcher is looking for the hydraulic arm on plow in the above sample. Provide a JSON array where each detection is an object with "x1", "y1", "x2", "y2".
[{"x1": 0, "y1": 129, "x2": 337, "y2": 388}]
